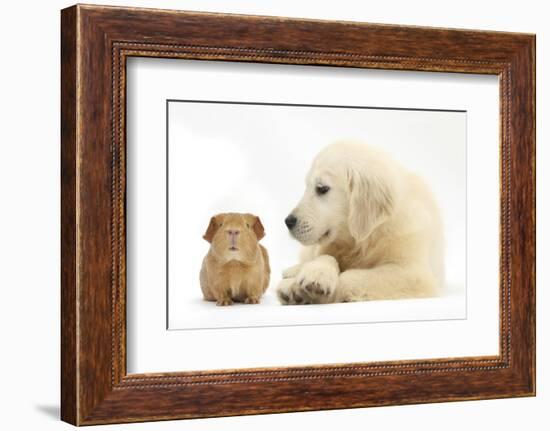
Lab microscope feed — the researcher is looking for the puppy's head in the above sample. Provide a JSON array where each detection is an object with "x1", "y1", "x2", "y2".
[
  {"x1": 203, "y1": 213, "x2": 265, "y2": 263},
  {"x1": 285, "y1": 142, "x2": 398, "y2": 245}
]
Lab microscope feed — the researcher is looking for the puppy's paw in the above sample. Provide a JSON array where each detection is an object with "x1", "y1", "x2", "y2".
[
  {"x1": 296, "y1": 261, "x2": 339, "y2": 303},
  {"x1": 216, "y1": 298, "x2": 233, "y2": 306},
  {"x1": 276, "y1": 278, "x2": 307, "y2": 305}
]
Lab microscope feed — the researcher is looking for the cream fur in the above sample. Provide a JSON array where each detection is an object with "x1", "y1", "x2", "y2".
[{"x1": 277, "y1": 141, "x2": 444, "y2": 305}]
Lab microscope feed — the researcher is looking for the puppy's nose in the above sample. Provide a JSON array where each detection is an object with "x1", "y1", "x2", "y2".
[{"x1": 285, "y1": 214, "x2": 297, "y2": 230}]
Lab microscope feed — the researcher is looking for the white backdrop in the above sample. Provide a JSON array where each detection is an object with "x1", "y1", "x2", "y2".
[
  {"x1": 127, "y1": 58, "x2": 498, "y2": 373},
  {"x1": 167, "y1": 99, "x2": 467, "y2": 329},
  {"x1": 0, "y1": 1, "x2": 547, "y2": 430}
]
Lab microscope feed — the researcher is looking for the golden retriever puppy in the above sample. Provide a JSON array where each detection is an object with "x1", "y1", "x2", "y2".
[
  {"x1": 277, "y1": 141, "x2": 444, "y2": 304},
  {"x1": 200, "y1": 213, "x2": 270, "y2": 306}
]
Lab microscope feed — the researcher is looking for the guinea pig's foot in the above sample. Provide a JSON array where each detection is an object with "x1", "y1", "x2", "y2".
[
  {"x1": 216, "y1": 297, "x2": 233, "y2": 306},
  {"x1": 244, "y1": 296, "x2": 260, "y2": 304}
]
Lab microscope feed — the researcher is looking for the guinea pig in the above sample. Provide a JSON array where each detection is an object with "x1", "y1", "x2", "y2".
[{"x1": 200, "y1": 213, "x2": 270, "y2": 306}]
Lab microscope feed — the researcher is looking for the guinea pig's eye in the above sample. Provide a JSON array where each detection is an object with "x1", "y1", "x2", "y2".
[
  {"x1": 316, "y1": 184, "x2": 330, "y2": 195},
  {"x1": 218, "y1": 222, "x2": 223, "y2": 227},
  {"x1": 246, "y1": 223, "x2": 250, "y2": 229}
]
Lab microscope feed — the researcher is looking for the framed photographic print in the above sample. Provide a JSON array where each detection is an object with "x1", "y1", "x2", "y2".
[{"x1": 61, "y1": 4, "x2": 536, "y2": 425}]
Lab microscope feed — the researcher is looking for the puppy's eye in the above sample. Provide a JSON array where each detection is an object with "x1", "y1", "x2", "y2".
[{"x1": 316, "y1": 184, "x2": 330, "y2": 195}]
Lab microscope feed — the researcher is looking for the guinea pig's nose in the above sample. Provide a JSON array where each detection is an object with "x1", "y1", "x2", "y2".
[
  {"x1": 285, "y1": 214, "x2": 297, "y2": 230},
  {"x1": 227, "y1": 229, "x2": 240, "y2": 236}
]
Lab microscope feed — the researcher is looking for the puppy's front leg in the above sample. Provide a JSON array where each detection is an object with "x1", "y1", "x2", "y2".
[
  {"x1": 336, "y1": 265, "x2": 438, "y2": 302},
  {"x1": 282, "y1": 263, "x2": 302, "y2": 279},
  {"x1": 281, "y1": 245, "x2": 319, "y2": 279}
]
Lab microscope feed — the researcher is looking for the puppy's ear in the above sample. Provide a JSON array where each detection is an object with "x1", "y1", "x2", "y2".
[
  {"x1": 203, "y1": 215, "x2": 221, "y2": 243},
  {"x1": 347, "y1": 169, "x2": 395, "y2": 242},
  {"x1": 246, "y1": 214, "x2": 265, "y2": 240}
]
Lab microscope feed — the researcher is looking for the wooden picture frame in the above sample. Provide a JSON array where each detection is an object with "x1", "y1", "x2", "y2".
[{"x1": 61, "y1": 4, "x2": 535, "y2": 425}]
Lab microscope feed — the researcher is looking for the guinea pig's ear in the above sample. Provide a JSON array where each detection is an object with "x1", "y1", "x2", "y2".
[
  {"x1": 246, "y1": 214, "x2": 265, "y2": 240},
  {"x1": 203, "y1": 215, "x2": 220, "y2": 243}
]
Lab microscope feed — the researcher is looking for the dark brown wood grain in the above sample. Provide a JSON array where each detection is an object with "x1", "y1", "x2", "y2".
[
  {"x1": 60, "y1": 5, "x2": 78, "y2": 425},
  {"x1": 61, "y1": 4, "x2": 536, "y2": 425}
]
